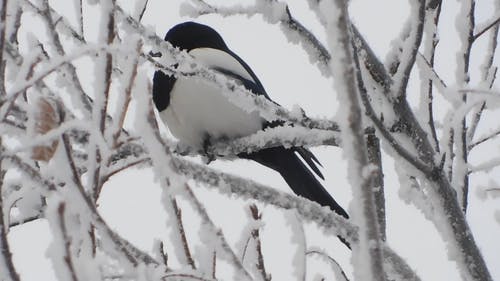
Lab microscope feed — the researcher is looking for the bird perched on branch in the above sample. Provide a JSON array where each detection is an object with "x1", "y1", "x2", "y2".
[{"x1": 152, "y1": 21, "x2": 348, "y2": 220}]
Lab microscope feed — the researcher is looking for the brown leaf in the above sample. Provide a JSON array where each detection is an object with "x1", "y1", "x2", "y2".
[{"x1": 31, "y1": 97, "x2": 60, "y2": 162}]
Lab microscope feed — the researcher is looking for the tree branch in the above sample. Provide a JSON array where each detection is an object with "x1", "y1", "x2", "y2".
[
  {"x1": 321, "y1": 1, "x2": 386, "y2": 280},
  {"x1": 0, "y1": 156, "x2": 21, "y2": 281},
  {"x1": 182, "y1": 184, "x2": 253, "y2": 281}
]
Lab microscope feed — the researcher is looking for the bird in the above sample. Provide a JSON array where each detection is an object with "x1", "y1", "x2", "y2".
[{"x1": 152, "y1": 21, "x2": 348, "y2": 220}]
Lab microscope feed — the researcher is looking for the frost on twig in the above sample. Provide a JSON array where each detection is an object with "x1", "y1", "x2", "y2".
[
  {"x1": 0, "y1": 163, "x2": 21, "y2": 281},
  {"x1": 318, "y1": 1, "x2": 385, "y2": 280}
]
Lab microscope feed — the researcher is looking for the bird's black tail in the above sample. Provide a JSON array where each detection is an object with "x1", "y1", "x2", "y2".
[
  {"x1": 242, "y1": 147, "x2": 348, "y2": 219},
  {"x1": 243, "y1": 147, "x2": 350, "y2": 248}
]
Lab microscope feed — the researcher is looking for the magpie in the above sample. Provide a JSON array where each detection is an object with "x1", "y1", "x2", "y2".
[{"x1": 152, "y1": 22, "x2": 348, "y2": 220}]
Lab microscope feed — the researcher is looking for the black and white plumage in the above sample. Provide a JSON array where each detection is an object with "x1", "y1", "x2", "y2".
[{"x1": 152, "y1": 21, "x2": 348, "y2": 219}]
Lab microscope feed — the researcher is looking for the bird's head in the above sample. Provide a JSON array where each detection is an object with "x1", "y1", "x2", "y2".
[{"x1": 165, "y1": 21, "x2": 229, "y2": 52}]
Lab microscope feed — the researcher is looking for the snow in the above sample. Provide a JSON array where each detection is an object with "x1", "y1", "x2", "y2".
[
  {"x1": 315, "y1": 0, "x2": 381, "y2": 279},
  {"x1": 284, "y1": 210, "x2": 306, "y2": 280},
  {"x1": 3, "y1": 1, "x2": 500, "y2": 281},
  {"x1": 454, "y1": 0, "x2": 473, "y2": 85},
  {"x1": 255, "y1": 0, "x2": 287, "y2": 24}
]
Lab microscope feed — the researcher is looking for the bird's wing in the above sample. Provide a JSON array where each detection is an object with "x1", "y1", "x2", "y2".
[
  {"x1": 202, "y1": 48, "x2": 327, "y2": 182},
  {"x1": 152, "y1": 69, "x2": 175, "y2": 112}
]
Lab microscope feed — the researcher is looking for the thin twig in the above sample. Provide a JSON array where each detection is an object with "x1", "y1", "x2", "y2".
[
  {"x1": 102, "y1": 158, "x2": 149, "y2": 183},
  {"x1": 473, "y1": 15, "x2": 500, "y2": 41},
  {"x1": 249, "y1": 204, "x2": 270, "y2": 281},
  {"x1": 417, "y1": 53, "x2": 448, "y2": 90},
  {"x1": 162, "y1": 273, "x2": 214, "y2": 281},
  {"x1": 57, "y1": 203, "x2": 79, "y2": 281},
  {"x1": 99, "y1": 0, "x2": 116, "y2": 135},
  {"x1": 325, "y1": 0, "x2": 385, "y2": 279},
  {"x1": 7, "y1": 1, "x2": 22, "y2": 46},
  {"x1": 0, "y1": 156, "x2": 21, "y2": 281},
  {"x1": 306, "y1": 250, "x2": 349, "y2": 281},
  {"x1": 93, "y1": 0, "x2": 117, "y2": 202},
  {"x1": 467, "y1": 15, "x2": 499, "y2": 143},
  {"x1": 171, "y1": 198, "x2": 196, "y2": 269},
  {"x1": 469, "y1": 127, "x2": 500, "y2": 149},
  {"x1": 0, "y1": 0, "x2": 8, "y2": 97},
  {"x1": 455, "y1": 0, "x2": 475, "y2": 213},
  {"x1": 38, "y1": 0, "x2": 92, "y2": 111},
  {"x1": 211, "y1": 251, "x2": 216, "y2": 280},
  {"x1": 182, "y1": 184, "x2": 253, "y2": 281},
  {"x1": 355, "y1": 63, "x2": 433, "y2": 176},
  {"x1": 421, "y1": 2, "x2": 442, "y2": 155},
  {"x1": 159, "y1": 242, "x2": 169, "y2": 269},
  {"x1": 77, "y1": 0, "x2": 84, "y2": 37},
  {"x1": 3, "y1": 154, "x2": 56, "y2": 190},
  {"x1": 393, "y1": 0, "x2": 426, "y2": 99},
  {"x1": 62, "y1": 132, "x2": 157, "y2": 266},
  {"x1": 62, "y1": 133, "x2": 84, "y2": 191},
  {"x1": 112, "y1": 40, "x2": 142, "y2": 147},
  {"x1": 138, "y1": 0, "x2": 149, "y2": 22},
  {"x1": 8, "y1": 213, "x2": 43, "y2": 228}
]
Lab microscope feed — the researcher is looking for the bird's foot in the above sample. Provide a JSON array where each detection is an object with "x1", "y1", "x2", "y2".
[{"x1": 202, "y1": 135, "x2": 216, "y2": 164}]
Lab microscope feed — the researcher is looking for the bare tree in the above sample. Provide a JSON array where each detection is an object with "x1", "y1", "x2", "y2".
[{"x1": 0, "y1": 0, "x2": 498, "y2": 280}]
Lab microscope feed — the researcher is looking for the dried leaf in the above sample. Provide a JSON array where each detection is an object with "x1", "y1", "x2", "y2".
[{"x1": 32, "y1": 97, "x2": 60, "y2": 162}]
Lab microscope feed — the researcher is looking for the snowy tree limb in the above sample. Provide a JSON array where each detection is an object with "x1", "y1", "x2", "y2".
[
  {"x1": 453, "y1": 0, "x2": 475, "y2": 213},
  {"x1": 246, "y1": 204, "x2": 270, "y2": 281},
  {"x1": 111, "y1": 40, "x2": 142, "y2": 148},
  {"x1": 473, "y1": 14, "x2": 500, "y2": 41},
  {"x1": 417, "y1": 2, "x2": 443, "y2": 154},
  {"x1": 170, "y1": 197, "x2": 197, "y2": 270},
  {"x1": 365, "y1": 129, "x2": 385, "y2": 241},
  {"x1": 53, "y1": 203, "x2": 79, "y2": 281},
  {"x1": 172, "y1": 154, "x2": 357, "y2": 240},
  {"x1": 467, "y1": 8, "x2": 499, "y2": 145},
  {"x1": 469, "y1": 127, "x2": 500, "y2": 149},
  {"x1": 181, "y1": 0, "x2": 332, "y2": 75},
  {"x1": 106, "y1": 139, "x2": 409, "y2": 276},
  {"x1": 0, "y1": 157, "x2": 21, "y2": 281},
  {"x1": 306, "y1": 250, "x2": 349, "y2": 281},
  {"x1": 38, "y1": 0, "x2": 92, "y2": 112},
  {"x1": 345, "y1": 1, "x2": 492, "y2": 279},
  {"x1": 90, "y1": 0, "x2": 117, "y2": 202},
  {"x1": 391, "y1": 0, "x2": 426, "y2": 100},
  {"x1": 0, "y1": 0, "x2": 7, "y2": 98},
  {"x1": 382, "y1": 246, "x2": 421, "y2": 281},
  {"x1": 320, "y1": 1, "x2": 386, "y2": 280},
  {"x1": 182, "y1": 184, "x2": 254, "y2": 281},
  {"x1": 146, "y1": 51, "x2": 340, "y2": 132},
  {"x1": 173, "y1": 126, "x2": 340, "y2": 159}
]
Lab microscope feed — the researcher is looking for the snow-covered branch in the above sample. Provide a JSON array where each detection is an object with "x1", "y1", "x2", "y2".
[
  {"x1": 0, "y1": 162, "x2": 21, "y2": 281},
  {"x1": 319, "y1": 1, "x2": 385, "y2": 280}
]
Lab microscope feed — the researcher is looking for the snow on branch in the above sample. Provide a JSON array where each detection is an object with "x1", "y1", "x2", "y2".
[
  {"x1": 388, "y1": 0, "x2": 426, "y2": 99},
  {"x1": 0, "y1": 163, "x2": 21, "y2": 281},
  {"x1": 181, "y1": 0, "x2": 332, "y2": 75},
  {"x1": 145, "y1": 49, "x2": 340, "y2": 132},
  {"x1": 318, "y1": 1, "x2": 386, "y2": 280}
]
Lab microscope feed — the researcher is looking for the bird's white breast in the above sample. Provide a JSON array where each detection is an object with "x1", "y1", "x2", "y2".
[{"x1": 160, "y1": 48, "x2": 263, "y2": 147}]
